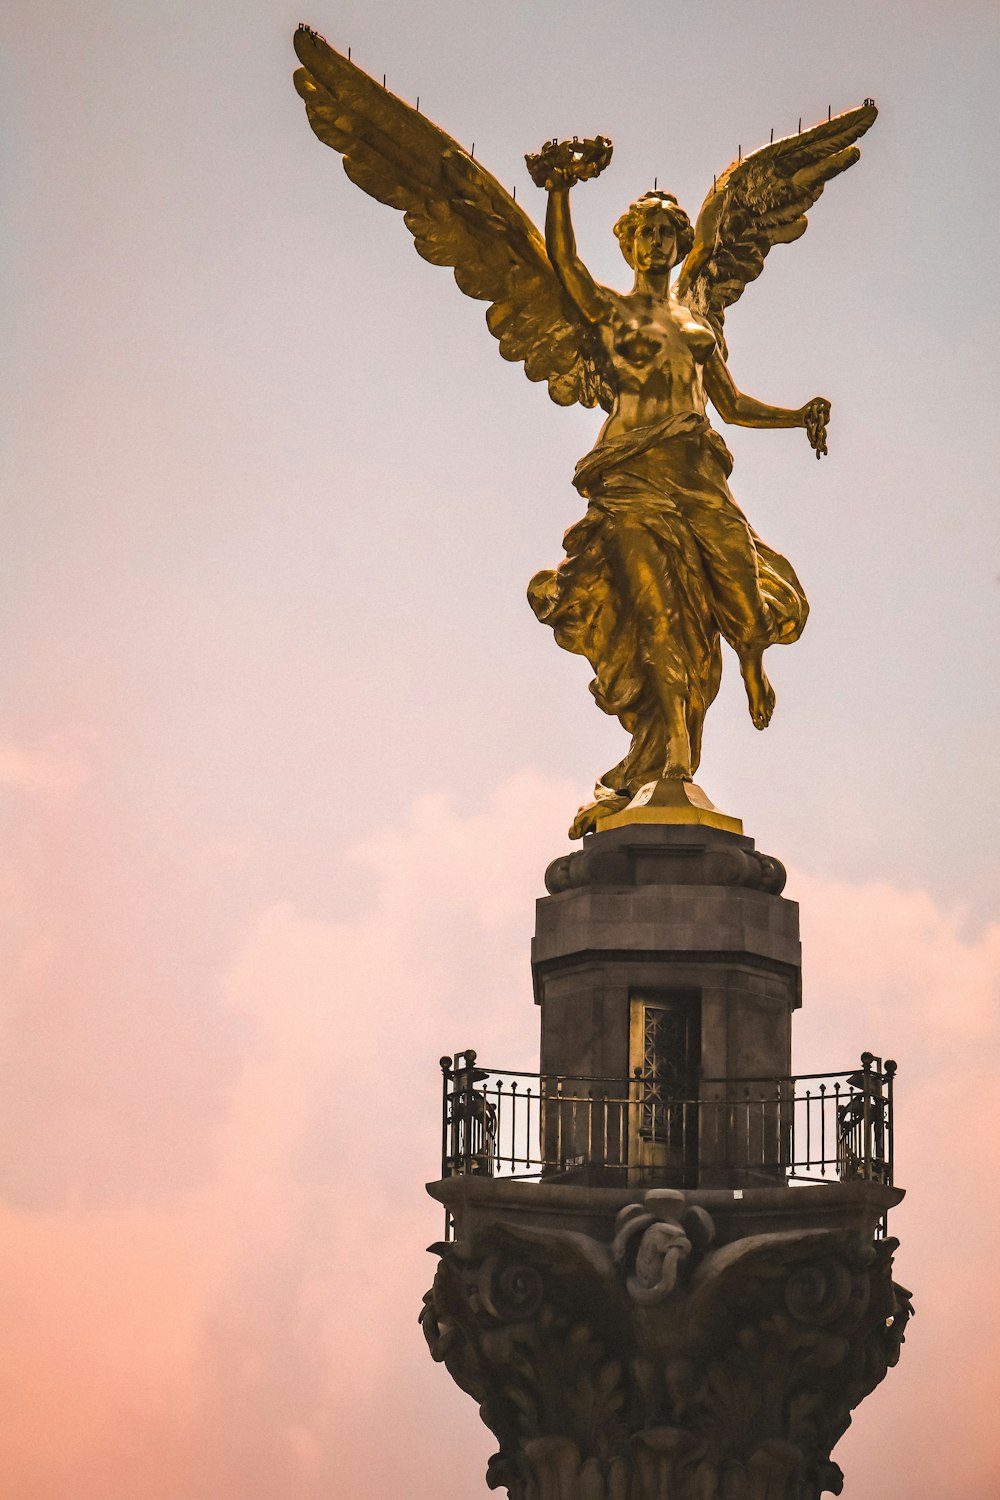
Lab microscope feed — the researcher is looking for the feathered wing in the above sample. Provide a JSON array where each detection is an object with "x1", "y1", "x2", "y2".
[
  {"x1": 675, "y1": 102, "x2": 878, "y2": 355},
  {"x1": 292, "y1": 26, "x2": 608, "y2": 410}
]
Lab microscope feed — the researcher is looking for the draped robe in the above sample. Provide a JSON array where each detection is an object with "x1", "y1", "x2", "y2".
[{"x1": 528, "y1": 411, "x2": 809, "y2": 804}]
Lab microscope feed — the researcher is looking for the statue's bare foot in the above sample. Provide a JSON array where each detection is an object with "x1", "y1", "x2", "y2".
[{"x1": 740, "y1": 653, "x2": 775, "y2": 730}]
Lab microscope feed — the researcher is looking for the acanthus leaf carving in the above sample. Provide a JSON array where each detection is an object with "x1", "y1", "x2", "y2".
[{"x1": 421, "y1": 1194, "x2": 912, "y2": 1500}]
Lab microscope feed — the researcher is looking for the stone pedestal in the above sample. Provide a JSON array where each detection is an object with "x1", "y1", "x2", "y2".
[
  {"x1": 533, "y1": 824, "x2": 800, "y2": 1188},
  {"x1": 422, "y1": 1177, "x2": 911, "y2": 1500}
]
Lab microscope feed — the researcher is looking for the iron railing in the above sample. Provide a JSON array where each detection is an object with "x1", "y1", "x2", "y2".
[{"x1": 439, "y1": 1050, "x2": 895, "y2": 1191}]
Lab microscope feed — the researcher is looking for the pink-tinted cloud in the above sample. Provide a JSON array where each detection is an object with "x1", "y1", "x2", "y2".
[
  {"x1": 0, "y1": 775, "x2": 997, "y2": 1498},
  {"x1": 0, "y1": 771, "x2": 571, "y2": 1499},
  {"x1": 0, "y1": 731, "x2": 93, "y2": 795},
  {"x1": 791, "y1": 869, "x2": 1000, "y2": 1497}
]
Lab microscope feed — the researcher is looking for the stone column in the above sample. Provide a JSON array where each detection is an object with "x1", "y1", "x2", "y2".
[{"x1": 423, "y1": 817, "x2": 911, "y2": 1496}]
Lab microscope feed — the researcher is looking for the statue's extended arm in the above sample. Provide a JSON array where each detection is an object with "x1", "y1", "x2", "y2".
[
  {"x1": 526, "y1": 136, "x2": 613, "y2": 326},
  {"x1": 704, "y1": 351, "x2": 830, "y2": 454},
  {"x1": 545, "y1": 188, "x2": 606, "y2": 324}
]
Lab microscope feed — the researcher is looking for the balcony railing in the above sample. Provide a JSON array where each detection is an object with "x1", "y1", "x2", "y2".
[{"x1": 439, "y1": 1050, "x2": 895, "y2": 1193}]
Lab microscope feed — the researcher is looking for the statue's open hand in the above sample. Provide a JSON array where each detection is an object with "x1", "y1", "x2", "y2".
[
  {"x1": 525, "y1": 135, "x2": 613, "y2": 191},
  {"x1": 802, "y1": 397, "x2": 831, "y2": 460}
]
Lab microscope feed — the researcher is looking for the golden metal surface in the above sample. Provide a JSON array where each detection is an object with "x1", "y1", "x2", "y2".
[
  {"x1": 292, "y1": 28, "x2": 876, "y2": 837},
  {"x1": 593, "y1": 779, "x2": 743, "y2": 838}
]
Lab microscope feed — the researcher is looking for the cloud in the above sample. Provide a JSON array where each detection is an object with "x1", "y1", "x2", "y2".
[
  {"x1": 789, "y1": 867, "x2": 1000, "y2": 1498},
  {"x1": 0, "y1": 770, "x2": 571, "y2": 1499},
  {"x1": 0, "y1": 732, "x2": 93, "y2": 795},
  {"x1": 792, "y1": 870, "x2": 1000, "y2": 1061},
  {"x1": 0, "y1": 773, "x2": 997, "y2": 1498}
]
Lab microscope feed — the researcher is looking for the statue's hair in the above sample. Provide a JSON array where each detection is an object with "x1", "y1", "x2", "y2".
[{"x1": 614, "y1": 192, "x2": 694, "y2": 267}]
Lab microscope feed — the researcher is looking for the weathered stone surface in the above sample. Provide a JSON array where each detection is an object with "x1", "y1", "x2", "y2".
[
  {"x1": 422, "y1": 1178, "x2": 911, "y2": 1500},
  {"x1": 533, "y1": 827, "x2": 802, "y2": 1148},
  {"x1": 543, "y1": 826, "x2": 788, "y2": 899}
]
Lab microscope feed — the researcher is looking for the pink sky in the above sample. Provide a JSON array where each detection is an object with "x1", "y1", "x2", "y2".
[{"x1": 3, "y1": 2, "x2": 999, "y2": 1496}]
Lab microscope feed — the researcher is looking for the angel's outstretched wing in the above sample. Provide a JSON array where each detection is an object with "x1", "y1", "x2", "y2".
[
  {"x1": 292, "y1": 26, "x2": 608, "y2": 410},
  {"x1": 675, "y1": 103, "x2": 878, "y2": 355}
]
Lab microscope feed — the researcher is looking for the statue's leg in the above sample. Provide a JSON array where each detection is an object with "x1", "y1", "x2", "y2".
[
  {"x1": 687, "y1": 642, "x2": 721, "y2": 771},
  {"x1": 682, "y1": 495, "x2": 779, "y2": 730},
  {"x1": 604, "y1": 521, "x2": 692, "y2": 779}
]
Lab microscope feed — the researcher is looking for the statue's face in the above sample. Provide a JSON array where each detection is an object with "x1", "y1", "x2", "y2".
[{"x1": 630, "y1": 211, "x2": 678, "y2": 274}]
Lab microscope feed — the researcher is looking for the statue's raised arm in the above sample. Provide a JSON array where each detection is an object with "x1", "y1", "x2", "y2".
[{"x1": 524, "y1": 136, "x2": 614, "y2": 326}]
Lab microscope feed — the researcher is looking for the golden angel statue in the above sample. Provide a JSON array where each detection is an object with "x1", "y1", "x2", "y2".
[{"x1": 292, "y1": 26, "x2": 877, "y2": 837}]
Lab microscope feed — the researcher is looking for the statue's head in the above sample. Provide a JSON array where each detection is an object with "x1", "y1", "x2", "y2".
[{"x1": 614, "y1": 192, "x2": 694, "y2": 272}]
